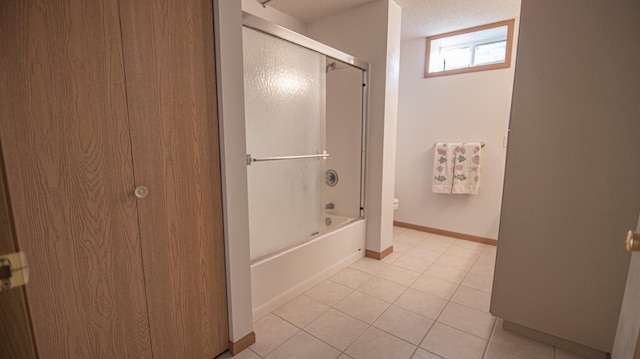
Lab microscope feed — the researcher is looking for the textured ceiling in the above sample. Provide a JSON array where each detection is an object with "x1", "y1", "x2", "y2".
[
  {"x1": 261, "y1": 0, "x2": 379, "y2": 23},
  {"x1": 263, "y1": 0, "x2": 521, "y2": 40}
]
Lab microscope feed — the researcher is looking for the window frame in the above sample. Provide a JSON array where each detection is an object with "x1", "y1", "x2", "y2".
[{"x1": 424, "y1": 19, "x2": 515, "y2": 78}]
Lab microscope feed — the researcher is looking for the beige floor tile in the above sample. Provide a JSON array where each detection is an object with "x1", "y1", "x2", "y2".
[
  {"x1": 555, "y1": 348, "x2": 589, "y2": 359},
  {"x1": 306, "y1": 280, "x2": 354, "y2": 306},
  {"x1": 394, "y1": 234, "x2": 425, "y2": 246},
  {"x1": 423, "y1": 234, "x2": 456, "y2": 246},
  {"x1": 214, "y1": 348, "x2": 260, "y2": 359},
  {"x1": 403, "y1": 229, "x2": 430, "y2": 239},
  {"x1": 490, "y1": 318, "x2": 554, "y2": 359},
  {"x1": 482, "y1": 245, "x2": 497, "y2": 256},
  {"x1": 335, "y1": 291, "x2": 390, "y2": 324},
  {"x1": 350, "y1": 257, "x2": 390, "y2": 275},
  {"x1": 424, "y1": 262, "x2": 469, "y2": 284},
  {"x1": 468, "y1": 262, "x2": 495, "y2": 277},
  {"x1": 415, "y1": 239, "x2": 453, "y2": 253},
  {"x1": 476, "y1": 250, "x2": 497, "y2": 266},
  {"x1": 411, "y1": 348, "x2": 443, "y2": 358},
  {"x1": 393, "y1": 226, "x2": 408, "y2": 238},
  {"x1": 331, "y1": 267, "x2": 373, "y2": 289},
  {"x1": 392, "y1": 242, "x2": 415, "y2": 254},
  {"x1": 437, "y1": 302, "x2": 495, "y2": 339},
  {"x1": 345, "y1": 326, "x2": 416, "y2": 359},
  {"x1": 411, "y1": 348, "x2": 442, "y2": 359},
  {"x1": 444, "y1": 246, "x2": 482, "y2": 258},
  {"x1": 273, "y1": 295, "x2": 330, "y2": 328},
  {"x1": 265, "y1": 331, "x2": 340, "y2": 359},
  {"x1": 373, "y1": 305, "x2": 434, "y2": 345},
  {"x1": 420, "y1": 323, "x2": 487, "y2": 359},
  {"x1": 462, "y1": 268, "x2": 494, "y2": 293},
  {"x1": 450, "y1": 285, "x2": 491, "y2": 312},
  {"x1": 358, "y1": 277, "x2": 408, "y2": 303},
  {"x1": 250, "y1": 314, "x2": 300, "y2": 357},
  {"x1": 305, "y1": 309, "x2": 368, "y2": 351},
  {"x1": 411, "y1": 274, "x2": 460, "y2": 300},
  {"x1": 435, "y1": 254, "x2": 477, "y2": 271},
  {"x1": 484, "y1": 342, "x2": 530, "y2": 359},
  {"x1": 393, "y1": 254, "x2": 434, "y2": 273},
  {"x1": 394, "y1": 288, "x2": 448, "y2": 320},
  {"x1": 380, "y1": 251, "x2": 404, "y2": 264},
  {"x1": 452, "y1": 240, "x2": 489, "y2": 250},
  {"x1": 404, "y1": 247, "x2": 445, "y2": 262},
  {"x1": 377, "y1": 264, "x2": 421, "y2": 286}
]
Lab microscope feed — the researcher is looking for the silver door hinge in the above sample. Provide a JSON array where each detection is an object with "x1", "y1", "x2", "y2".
[{"x1": 0, "y1": 252, "x2": 29, "y2": 291}]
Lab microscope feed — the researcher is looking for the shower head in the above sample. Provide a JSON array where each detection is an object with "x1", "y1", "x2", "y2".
[{"x1": 326, "y1": 62, "x2": 337, "y2": 73}]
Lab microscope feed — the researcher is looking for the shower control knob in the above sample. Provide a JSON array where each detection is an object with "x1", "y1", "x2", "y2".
[{"x1": 134, "y1": 186, "x2": 149, "y2": 199}]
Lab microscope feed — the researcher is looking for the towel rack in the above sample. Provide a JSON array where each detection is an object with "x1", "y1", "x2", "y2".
[
  {"x1": 434, "y1": 142, "x2": 486, "y2": 148},
  {"x1": 246, "y1": 151, "x2": 330, "y2": 165}
]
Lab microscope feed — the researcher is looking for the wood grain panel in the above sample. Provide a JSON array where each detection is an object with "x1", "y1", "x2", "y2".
[
  {"x1": 0, "y1": 0, "x2": 152, "y2": 357},
  {"x1": 118, "y1": 0, "x2": 229, "y2": 357},
  {"x1": 0, "y1": 145, "x2": 37, "y2": 359}
]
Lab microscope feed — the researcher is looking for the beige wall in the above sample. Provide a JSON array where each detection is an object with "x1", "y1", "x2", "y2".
[
  {"x1": 213, "y1": 0, "x2": 253, "y2": 343},
  {"x1": 307, "y1": 0, "x2": 402, "y2": 253},
  {"x1": 492, "y1": 0, "x2": 640, "y2": 353},
  {"x1": 394, "y1": 12, "x2": 519, "y2": 239}
]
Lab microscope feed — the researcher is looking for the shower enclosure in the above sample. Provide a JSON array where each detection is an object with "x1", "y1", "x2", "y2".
[{"x1": 242, "y1": 14, "x2": 369, "y2": 315}]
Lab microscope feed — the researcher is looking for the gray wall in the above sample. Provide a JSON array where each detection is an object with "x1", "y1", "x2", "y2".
[{"x1": 492, "y1": 0, "x2": 640, "y2": 353}]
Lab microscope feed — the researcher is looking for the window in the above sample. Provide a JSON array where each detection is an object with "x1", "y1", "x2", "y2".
[{"x1": 425, "y1": 19, "x2": 515, "y2": 78}]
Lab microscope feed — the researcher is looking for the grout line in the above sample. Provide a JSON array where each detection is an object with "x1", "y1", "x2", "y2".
[{"x1": 255, "y1": 231, "x2": 497, "y2": 359}]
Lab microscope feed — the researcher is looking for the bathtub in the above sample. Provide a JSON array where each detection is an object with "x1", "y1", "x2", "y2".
[{"x1": 251, "y1": 216, "x2": 366, "y2": 319}]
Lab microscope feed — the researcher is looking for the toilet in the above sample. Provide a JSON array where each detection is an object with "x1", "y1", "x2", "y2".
[{"x1": 393, "y1": 198, "x2": 399, "y2": 210}]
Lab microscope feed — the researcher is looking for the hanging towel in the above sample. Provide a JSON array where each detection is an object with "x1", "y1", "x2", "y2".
[
  {"x1": 451, "y1": 143, "x2": 482, "y2": 194},
  {"x1": 432, "y1": 143, "x2": 459, "y2": 193}
]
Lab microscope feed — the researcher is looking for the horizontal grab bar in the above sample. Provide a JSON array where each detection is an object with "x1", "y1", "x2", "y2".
[{"x1": 246, "y1": 152, "x2": 330, "y2": 165}]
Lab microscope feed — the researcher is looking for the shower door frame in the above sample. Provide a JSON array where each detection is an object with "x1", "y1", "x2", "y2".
[{"x1": 242, "y1": 12, "x2": 370, "y2": 225}]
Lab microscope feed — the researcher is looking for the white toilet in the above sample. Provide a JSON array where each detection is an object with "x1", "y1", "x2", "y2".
[{"x1": 393, "y1": 198, "x2": 399, "y2": 210}]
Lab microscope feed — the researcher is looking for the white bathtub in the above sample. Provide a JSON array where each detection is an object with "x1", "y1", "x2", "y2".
[{"x1": 251, "y1": 217, "x2": 366, "y2": 319}]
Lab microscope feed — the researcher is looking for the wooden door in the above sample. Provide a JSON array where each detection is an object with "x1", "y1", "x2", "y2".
[
  {"x1": 118, "y1": 0, "x2": 229, "y2": 357},
  {"x1": 1, "y1": 0, "x2": 228, "y2": 357},
  {"x1": 0, "y1": 0, "x2": 153, "y2": 357},
  {"x1": 0, "y1": 152, "x2": 37, "y2": 358}
]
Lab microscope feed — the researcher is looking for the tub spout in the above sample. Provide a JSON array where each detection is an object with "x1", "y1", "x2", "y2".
[{"x1": 325, "y1": 202, "x2": 334, "y2": 210}]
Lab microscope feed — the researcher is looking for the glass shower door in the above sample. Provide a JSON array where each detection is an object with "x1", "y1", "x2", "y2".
[{"x1": 243, "y1": 27, "x2": 327, "y2": 261}]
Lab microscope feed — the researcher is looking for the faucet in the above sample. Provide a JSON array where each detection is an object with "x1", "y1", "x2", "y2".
[{"x1": 325, "y1": 202, "x2": 334, "y2": 210}]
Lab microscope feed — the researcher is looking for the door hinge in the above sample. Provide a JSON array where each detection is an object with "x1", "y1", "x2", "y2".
[{"x1": 0, "y1": 252, "x2": 29, "y2": 291}]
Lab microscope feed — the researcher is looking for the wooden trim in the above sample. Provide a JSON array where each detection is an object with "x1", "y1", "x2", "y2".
[
  {"x1": 394, "y1": 221, "x2": 497, "y2": 246},
  {"x1": 424, "y1": 19, "x2": 516, "y2": 78},
  {"x1": 228, "y1": 331, "x2": 256, "y2": 356},
  {"x1": 365, "y1": 245, "x2": 394, "y2": 260}
]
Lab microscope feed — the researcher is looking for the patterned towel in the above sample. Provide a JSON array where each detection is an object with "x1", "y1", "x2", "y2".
[
  {"x1": 432, "y1": 143, "x2": 459, "y2": 193},
  {"x1": 451, "y1": 143, "x2": 482, "y2": 194},
  {"x1": 432, "y1": 143, "x2": 482, "y2": 194}
]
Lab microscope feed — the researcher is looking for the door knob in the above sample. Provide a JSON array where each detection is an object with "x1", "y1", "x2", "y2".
[
  {"x1": 626, "y1": 231, "x2": 640, "y2": 252},
  {"x1": 134, "y1": 186, "x2": 149, "y2": 199}
]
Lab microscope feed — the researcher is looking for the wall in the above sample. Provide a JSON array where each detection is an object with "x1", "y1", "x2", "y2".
[
  {"x1": 213, "y1": 0, "x2": 253, "y2": 344},
  {"x1": 307, "y1": 0, "x2": 402, "y2": 254},
  {"x1": 492, "y1": 0, "x2": 640, "y2": 354},
  {"x1": 394, "y1": 9, "x2": 520, "y2": 240}
]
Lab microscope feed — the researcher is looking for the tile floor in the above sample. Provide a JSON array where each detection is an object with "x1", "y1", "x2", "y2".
[{"x1": 218, "y1": 227, "x2": 588, "y2": 359}]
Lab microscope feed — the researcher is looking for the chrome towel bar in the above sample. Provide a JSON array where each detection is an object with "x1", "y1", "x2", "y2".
[
  {"x1": 246, "y1": 152, "x2": 330, "y2": 165},
  {"x1": 434, "y1": 142, "x2": 486, "y2": 148}
]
